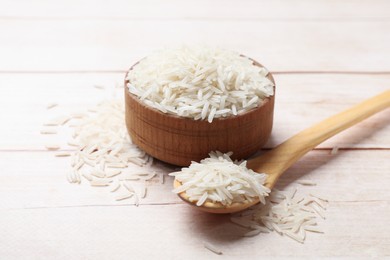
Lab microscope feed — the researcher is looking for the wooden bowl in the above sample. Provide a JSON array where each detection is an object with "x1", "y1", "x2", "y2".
[{"x1": 124, "y1": 60, "x2": 275, "y2": 166}]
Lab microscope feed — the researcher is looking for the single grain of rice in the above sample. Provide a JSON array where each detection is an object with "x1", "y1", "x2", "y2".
[
  {"x1": 203, "y1": 241, "x2": 223, "y2": 255},
  {"x1": 46, "y1": 103, "x2": 58, "y2": 109},
  {"x1": 297, "y1": 180, "x2": 317, "y2": 186}
]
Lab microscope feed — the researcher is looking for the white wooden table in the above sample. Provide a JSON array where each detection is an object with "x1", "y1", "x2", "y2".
[{"x1": 1, "y1": 1, "x2": 389, "y2": 258}]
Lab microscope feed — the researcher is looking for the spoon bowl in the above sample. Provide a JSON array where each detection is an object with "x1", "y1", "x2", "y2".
[{"x1": 174, "y1": 90, "x2": 390, "y2": 214}]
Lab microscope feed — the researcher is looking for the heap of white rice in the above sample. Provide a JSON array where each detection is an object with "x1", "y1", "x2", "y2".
[
  {"x1": 66, "y1": 100, "x2": 154, "y2": 184},
  {"x1": 127, "y1": 46, "x2": 274, "y2": 123},
  {"x1": 169, "y1": 151, "x2": 270, "y2": 206},
  {"x1": 41, "y1": 86, "x2": 158, "y2": 205}
]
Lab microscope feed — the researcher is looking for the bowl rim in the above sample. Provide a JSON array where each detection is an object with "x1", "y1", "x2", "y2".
[{"x1": 124, "y1": 56, "x2": 275, "y2": 123}]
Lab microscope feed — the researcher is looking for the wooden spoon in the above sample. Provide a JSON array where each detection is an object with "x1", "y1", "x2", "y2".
[{"x1": 173, "y1": 90, "x2": 390, "y2": 213}]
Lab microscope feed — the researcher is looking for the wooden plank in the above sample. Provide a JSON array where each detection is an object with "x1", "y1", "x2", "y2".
[
  {"x1": 0, "y1": 150, "x2": 179, "y2": 209},
  {"x1": 0, "y1": 201, "x2": 389, "y2": 258},
  {"x1": 0, "y1": 73, "x2": 388, "y2": 150},
  {"x1": 0, "y1": 150, "x2": 389, "y2": 210},
  {"x1": 0, "y1": 149, "x2": 388, "y2": 258},
  {"x1": 0, "y1": 20, "x2": 390, "y2": 72},
  {"x1": 1, "y1": 0, "x2": 390, "y2": 20}
]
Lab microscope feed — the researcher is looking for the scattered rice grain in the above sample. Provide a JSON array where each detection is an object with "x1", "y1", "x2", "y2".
[
  {"x1": 41, "y1": 129, "x2": 58, "y2": 134},
  {"x1": 45, "y1": 144, "x2": 60, "y2": 150},
  {"x1": 244, "y1": 229, "x2": 263, "y2": 237},
  {"x1": 90, "y1": 179, "x2": 112, "y2": 186},
  {"x1": 203, "y1": 241, "x2": 223, "y2": 255},
  {"x1": 105, "y1": 170, "x2": 122, "y2": 178},
  {"x1": 110, "y1": 181, "x2": 121, "y2": 192},
  {"x1": 46, "y1": 103, "x2": 58, "y2": 109},
  {"x1": 115, "y1": 192, "x2": 134, "y2": 201},
  {"x1": 55, "y1": 152, "x2": 71, "y2": 157},
  {"x1": 123, "y1": 181, "x2": 135, "y2": 192},
  {"x1": 283, "y1": 230, "x2": 304, "y2": 243},
  {"x1": 304, "y1": 226, "x2": 324, "y2": 233},
  {"x1": 82, "y1": 173, "x2": 93, "y2": 181},
  {"x1": 331, "y1": 146, "x2": 339, "y2": 155},
  {"x1": 297, "y1": 180, "x2": 317, "y2": 186},
  {"x1": 309, "y1": 193, "x2": 329, "y2": 202}
]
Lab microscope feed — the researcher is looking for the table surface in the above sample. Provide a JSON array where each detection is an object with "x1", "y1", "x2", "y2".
[{"x1": 1, "y1": 1, "x2": 390, "y2": 259}]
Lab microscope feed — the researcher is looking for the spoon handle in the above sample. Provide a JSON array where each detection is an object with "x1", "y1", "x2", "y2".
[{"x1": 248, "y1": 90, "x2": 390, "y2": 188}]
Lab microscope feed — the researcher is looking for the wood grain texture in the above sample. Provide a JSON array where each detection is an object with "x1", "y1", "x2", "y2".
[
  {"x1": 0, "y1": 20, "x2": 390, "y2": 72},
  {"x1": 1, "y1": 0, "x2": 390, "y2": 257},
  {"x1": 0, "y1": 148, "x2": 389, "y2": 258},
  {"x1": 1, "y1": 150, "x2": 389, "y2": 209},
  {"x1": 1, "y1": 201, "x2": 389, "y2": 259},
  {"x1": 1, "y1": 0, "x2": 390, "y2": 20}
]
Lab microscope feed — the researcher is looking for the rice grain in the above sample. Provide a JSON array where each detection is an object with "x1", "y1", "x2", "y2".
[
  {"x1": 203, "y1": 241, "x2": 223, "y2": 255},
  {"x1": 297, "y1": 180, "x2": 317, "y2": 186},
  {"x1": 46, "y1": 103, "x2": 58, "y2": 109},
  {"x1": 45, "y1": 144, "x2": 60, "y2": 150},
  {"x1": 55, "y1": 152, "x2": 71, "y2": 157},
  {"x1": 41, "y1": 129, "x2": 58, "y2": 135}
]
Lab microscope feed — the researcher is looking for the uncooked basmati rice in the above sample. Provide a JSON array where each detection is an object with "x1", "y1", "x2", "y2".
[
  {"x1": 244, "y1": 229, "x2": 264, "y2": 237},
  {"x1": 81, "y1": 172, "x2": 93, "y2": 182},
  {"x1": 115, "y1": 192, "x2": 134, "y2": 201},
  {"x1": 42, "y1": 85, "x2": 156, "y2": 205},
  {"x1": 90, "y1": 178, "x2": 112, "y2": 186},
  {"x1": 331, "y1": 146, "x2": 339, "y2": 155},
  {"x1": 40, "y1": 129, "x2": 58, "y2": 134},
  {"x1": 159, "y1": 173, "x2": 165, "y2": 184},
  {"x1": 297, "y1": 180, "x2": 317, "y2": 186},
  {"x1": 45, "y1": 144, "x2": 60, "y2": 150},
  {"x1": 140, "y1": 184, "x2": 147, "y2": 198},
  {"x1": 48, "y1": 115, "x2": 71, "y2": 126},
  {"x1": 54, "y1": 152, "x2": 71, "y2": 157},
  {"x1": 127, "y1": 46, "x2": 274, "y2": 123},
  {"x1": 110, "y1": 180, "x2": 121, "y2": 192},
  {"x1": 70, "y1": 113, "x2": 87, "y2": 119},
  {"x1": 304, "y1": 226, "x2": 324, "y2": 233},
  {"x1": 203, "y1": 241, "x2": 223, "y2": 255},
  {"x1": 46, "y1": 103, "x2": 58, "y2": 109},
  {"x1": 230, "y1": 189, "x2": 328, "y2": 243},
  {"x1": 309, "y1": 193, "x2": 328, "y2": 202},
  {"x1": 105, "y1": 170, "x2": 122, "y2": 178},
  {"x1": 169, "y1": 151, "x2": 270, "y2": 206}
]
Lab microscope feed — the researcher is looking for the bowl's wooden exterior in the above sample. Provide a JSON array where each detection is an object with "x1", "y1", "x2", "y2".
[{"x1": 124, "y1": 61, "x2": 275, "y2": 166}]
